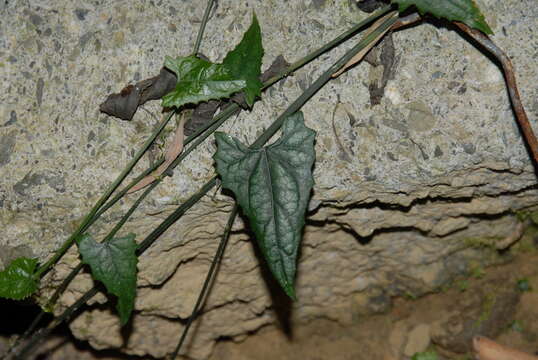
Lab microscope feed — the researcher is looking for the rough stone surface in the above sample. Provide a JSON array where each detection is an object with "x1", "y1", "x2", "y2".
[
  {"x1": 431, "y1": 276, "x2": 521, "y2": 353},
  {"x1": 1, "y1": 0, "x2": 537, "y2": 359},
  {"x1": 404, "y1": 323, "x2": 431, "y2": 356}
]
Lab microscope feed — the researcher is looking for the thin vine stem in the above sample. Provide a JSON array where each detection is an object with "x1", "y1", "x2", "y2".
[
  {"x1": 33, "y1": 111, "x2": 176, "y2": 279},
  {"x1": 103, "y1": 180, "x2": 158, "y2": 242},
  {"x1": 7, "y1": 180, "x2": 159, "y2": 357},
  {"x1": 13, "y1": 10, "x2": 398, "y2": 359},
  {"x1": 13, "y1": 178, "x2": 216, "y2": 360},
  {"x1": 193, "y1": 0, "x2": 216, "y2": 56},
  {"x1": 253, "y1": 13, "x2": 398, "y2": 148},
  {"x1": 34, "y1": 0, "x2": 222, "y2": 280},
  {"x1": 171, "y1": 205, "x2": 238, "y2": 359},
  {"x1": 13, "y1": 286, "x2": 101, "y2": 360},
  {"x1": 92, "y1": 157, "x2": 165, "y2": 220},
  {"x1": 454, "y1": 21, "x2": 538, "y2": 164},
  {"x1": 261, "y1": 4, "x2": 393, "y2": 87}
]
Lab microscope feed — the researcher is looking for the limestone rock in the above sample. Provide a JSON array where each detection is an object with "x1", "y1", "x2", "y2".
[
  {"x1": 404, "y1": 324, "x2": 431, "y2": 357},
  {"x1": 1, "y1": 0, "x2": 537, "y2": 359}
]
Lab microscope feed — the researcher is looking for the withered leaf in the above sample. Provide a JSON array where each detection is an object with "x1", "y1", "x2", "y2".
[
  {"x1": 184, "y1": 100, "x2": 220, "y2": 137},
  {"x1": 100, "y1": 54, "x2": 290, "y2": 127},
  {"x1": 99, "y1": 68, "x2": 177, "y2": 121}
]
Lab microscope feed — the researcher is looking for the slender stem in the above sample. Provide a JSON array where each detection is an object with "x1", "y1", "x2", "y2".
[
  {"x1": 193, "y1": 0, "x2": 216, "y2": 56},
  {"x1": 93, "y1": 158, "x2": 164, "y2": 220},
  {"x1": 454, "y1": 22, "x2": 538, "y2": 165},
  {"x1": 103, "y1": 182, "x2": 158, "y2": 242},
  {"x1": 13, "y1": 177, "x2": 217, "y2": 359},
  {"x1": 16, "y1": 12, "x2": 399, "y2": 358},
  {"x1": 253, "y1": 13, "x2": 398, "y2": 148},
  {"x1": 34, "y1": 111, "x2": 175, "y2": 279},
  {"x1": 175, "y1": 4, "x2": 394, "y2": 167},
  {"x1": 171, "y1": 205, "x2": 238, "y2": 359},
  {"x1": 136, "y1": 177, "x2": 218, "y2": 254},
  {"x1": 261, "y1": 4, "x2": 393, "y2": 88},
  {"x1": 8, "y1": 182, "x2": 158, "y2": 358},
  {"x1": 13, "y1": 287, "x2": 101, "y2": 360},
  {"x1": 34, "y1": 0, "x2": 219, "y2": 279}
]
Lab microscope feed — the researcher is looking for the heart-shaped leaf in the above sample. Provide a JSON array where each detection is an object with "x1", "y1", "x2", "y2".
[
  {"x1": 162, "y1": 55, "x2": 246, "y2": 109},
  {"x1": 214, "y1": 112, "x2": 316, "y2": 299},
  {"x1": 0, "y1": 257, "x2": 38, "y2": 300},
  {"x1": 391, "y1": 0, "x2": 493, "y2": 34},
  {"x1": 223, "y1": 14, "x2": 264, "y2": 107},
  {"x1": 77, "y1": 234, "x2": 138, "y2": 325}
]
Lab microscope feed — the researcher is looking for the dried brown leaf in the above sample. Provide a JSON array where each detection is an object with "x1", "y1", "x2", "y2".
[
  {"x1": 332, "y1": 11, "x2": 397, "y2": 78},
  {"x1": 473, "y1": 336, "x2": 538, "y2": 360},
  {"x1": 128, "y1": 116, "x2": 186, "y2": 193}
]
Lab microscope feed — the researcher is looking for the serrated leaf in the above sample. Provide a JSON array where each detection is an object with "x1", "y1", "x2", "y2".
[
  {"x1": 162, "y1": 55, "x2": 246, "y2": 109},
  {"x1": 391, "y1": 0, "x2": 493, "y2": 34},
  {"x1": 0, "y1": 257, "x2": 38, "y2": 300},
  {"x1": 222, "y1": 13, "x2": 264, "y2": 108},
  {"x1": 214, "y1": 112, "x2": 316, "y2": 299},
  {"x1": 77, "y1": 234, "x2": 138, "y2": 325}
]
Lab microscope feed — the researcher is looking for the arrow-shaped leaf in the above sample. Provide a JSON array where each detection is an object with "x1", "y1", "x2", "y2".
[
  {"x1": 214, "y1": 112, "x2": 316, "y2": 299},
  {"x1": 162, "y1": 55, "x2": 246, "y2": 109},
  {"x1": 223, "y1": 13, "x2": 264, "y2": 108},
  {"x1": 77, "y1": 234, "x2": 138, "y2": 325},
  {"x1": 391, "y1": 0, "x2": 493, "y2": 34},
  {"x1": 0, "y1": 257, "x2": 38, "y2": 300}
]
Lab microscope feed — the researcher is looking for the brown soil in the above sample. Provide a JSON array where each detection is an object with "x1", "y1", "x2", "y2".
[{"x1": 4, "y1": 252, "x2": 538, "y2": 360}]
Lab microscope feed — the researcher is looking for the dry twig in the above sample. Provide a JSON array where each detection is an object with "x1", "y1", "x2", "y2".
[{"x1": 454, "y1": 22, "x2": 538, "y2": 164}]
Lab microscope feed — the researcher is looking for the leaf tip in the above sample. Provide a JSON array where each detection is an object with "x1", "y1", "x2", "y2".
[
  {"x1": 251, "y1": 11, "x2": 259, "y2": 23},
  {"x1": 284, "y1": 284, "x2": 297, "y2": 301},
  {"x1": 213, "y1": 131, "x2": 227, "y2": 145},
  {"x1": 480, "y1": 22, "x2": 494, "y2": 35}
]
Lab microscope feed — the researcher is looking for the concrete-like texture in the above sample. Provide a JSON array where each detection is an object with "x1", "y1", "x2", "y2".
[{"x1": 1, "y1": 0, "x2": 537, "y2": 358}]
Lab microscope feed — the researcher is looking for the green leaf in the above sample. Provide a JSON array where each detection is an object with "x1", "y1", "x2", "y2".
[
  {"x1": 391, "y1": 0, "x2": 493, "y2": 34},
  {"x1": 214, "y1": 112, "x2": 316, "y2": 299},
  {"x1": 222, "y1": 13, "x2": 264, "y2": 107},
  {"x1": 517, "y1": 278, "x2": 532, "y2": 292},
  {"x1": 411, "y1": 351, "x2": 439, "y2": 360},
  {"x1": 162, "y1": 55, "x2": 246, "y2": 109},
  {"x1": 0, "y1": 257, "x2": 38, "y2": 300},
  {"x1": 77, "y1": 234, "x2": 138, "y2": 325}
]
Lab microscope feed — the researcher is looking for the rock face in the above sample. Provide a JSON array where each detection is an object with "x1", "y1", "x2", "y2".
[{"x1": 1, "y1": 0, "x2": 537, "y2": 359}]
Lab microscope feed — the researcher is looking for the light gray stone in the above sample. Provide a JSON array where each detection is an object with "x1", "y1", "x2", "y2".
[{"x1": 1, "y1": 0, "x2": 537, "y2": 359}]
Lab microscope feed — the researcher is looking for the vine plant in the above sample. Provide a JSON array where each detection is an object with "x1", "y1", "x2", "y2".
[{"x1": 1, "y1": 0, "x2": 535, "y2": 359}]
